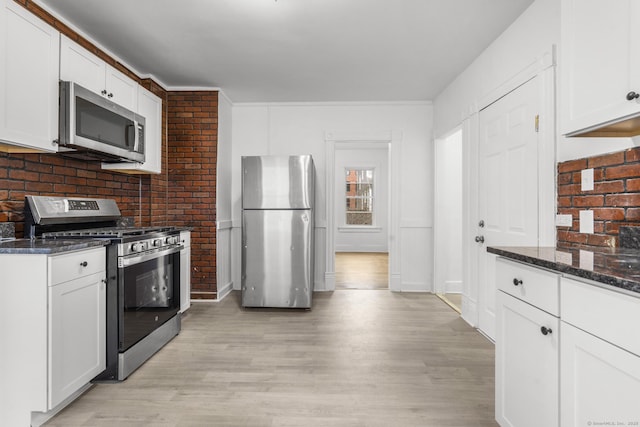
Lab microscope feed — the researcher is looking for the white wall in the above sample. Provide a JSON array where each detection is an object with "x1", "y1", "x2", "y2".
[
  {"x1": 434, "y1": 0, "x2": 560, "y2": 138},
  {"x1": 435, "y1": 0, "x2": 637, "y2": 163},
  {"x1": 231, "y1": 102, "x2": 433, "y2": 292},
  {"x1": 216, "y1": 91, "x2": 234, "y2": 300},
  {"x1": 334, "y1": 144, "x2": 389, "y2": 252},
  {"x1": 434, "y1": 129, "x2": 462, "y2": 294}
]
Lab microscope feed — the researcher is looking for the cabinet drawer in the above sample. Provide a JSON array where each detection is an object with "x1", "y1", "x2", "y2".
[
  {"x1": 561, "y1": 277, "x2": 640, "y2": 357},
  {"x1": 50, "y1": 247, "x2": 105, "y2": 285},
  {"x1": 496, "y1": 258, "x2": 559, "y2": 316}
]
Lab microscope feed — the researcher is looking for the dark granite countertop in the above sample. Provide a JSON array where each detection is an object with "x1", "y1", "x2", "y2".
[
  {"x1": 0, "y1": 238, "x2": 108, "y2": 255},
  {"x1": 487, "y1": 245, "x2": 640, "y2": 295}
]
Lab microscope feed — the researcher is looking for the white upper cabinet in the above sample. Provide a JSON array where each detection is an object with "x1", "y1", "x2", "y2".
[
  {"x1": 102, "y1": 85, "x2": 162, "y2": 174},
  {"x1": 0, "y1": 0, "x2": 59, "y2": 153},
  {"x1": 561, "y1": 0, "x2": 640, "y2": 136},
  {"x1": 60, "y1": 34, "x2": 137, "y2": 111}
]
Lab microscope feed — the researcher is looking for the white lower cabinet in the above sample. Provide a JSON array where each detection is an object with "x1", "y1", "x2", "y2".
[
  {"x1": 0, "y1": 247, "x2": 106, "y2": 426},
  {"x1": 496, "y1": 292, "x2": 559, "y2": 427},
  {"x1": 495, "y1": 258, "x2": 559, "y2": 427},
  {"x1": 561, "y1": 322, "x2": 640, "y2": 426},
  {"x1": 495, "y1": 258, "x2": 640, "y2": 427},
  {"x1": 49, "y1": 271, "x2": 106, "y2": 409},
  {"x1": 560, "y1": 277, "x2": 640, "y2": 427}
]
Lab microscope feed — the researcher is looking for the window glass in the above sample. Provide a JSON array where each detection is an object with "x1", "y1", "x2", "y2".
[{"x1": 345, "y1": 169, "x2": 373, "y2": 225}]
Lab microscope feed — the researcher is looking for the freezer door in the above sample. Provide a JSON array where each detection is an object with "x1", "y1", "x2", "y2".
[
  {"x1": 242, "y1": 209, "x2": 313, "y2": 308},
  {"x1": 242, "y1": 155, "x2": 314, "y2": 209}
]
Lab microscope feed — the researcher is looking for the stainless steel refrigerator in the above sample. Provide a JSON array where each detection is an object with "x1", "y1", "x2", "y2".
[{"x1": 241, "y1": 155, "x2": 315, "y2": 308}]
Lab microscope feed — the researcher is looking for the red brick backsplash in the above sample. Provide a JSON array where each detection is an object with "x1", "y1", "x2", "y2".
[
  {"x1": 557, "y1": 147, "x2": 640, "y2": 247},
  {"x1": 0, "y1": 153, "x2": 149, "y2": 235}
]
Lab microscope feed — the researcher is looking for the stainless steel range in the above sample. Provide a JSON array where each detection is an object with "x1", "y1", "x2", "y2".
[{"x1": 25, "y1": 195, "x2": 182, "y2": 381}]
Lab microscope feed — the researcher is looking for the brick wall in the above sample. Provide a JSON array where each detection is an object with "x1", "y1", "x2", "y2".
[
  {"x1": 0, "y1": 153, "x2": 149, "y2": 236},
  {"x1": 167, "y1": 92, "x2": 218, "y2": 299},
  {"x1": 557, "y1": 147, "x2": 640, "y2": 247}
]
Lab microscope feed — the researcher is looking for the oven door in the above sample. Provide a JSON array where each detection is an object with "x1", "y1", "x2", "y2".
[{"x1": 118, "y1": 246, "x2": 181, "y2": 351}]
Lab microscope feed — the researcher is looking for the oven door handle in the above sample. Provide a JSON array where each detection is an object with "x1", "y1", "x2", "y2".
[{"x1": 119, "y1": 245, "x2": 184, "y2": 267}]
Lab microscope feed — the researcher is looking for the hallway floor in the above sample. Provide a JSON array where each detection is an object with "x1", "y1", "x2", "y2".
[{"x1": 335, "y1": 252, "x2": 388, "y2": 290}]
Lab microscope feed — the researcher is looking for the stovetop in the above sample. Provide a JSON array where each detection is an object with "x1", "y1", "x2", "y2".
[{"x1": 43, "y1": 225, "x2": 179, "y2": 239}]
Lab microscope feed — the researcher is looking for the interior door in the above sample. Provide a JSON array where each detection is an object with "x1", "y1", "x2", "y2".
[{"x1": 477, "y1": 77, "x2": 540, "y2": 340}]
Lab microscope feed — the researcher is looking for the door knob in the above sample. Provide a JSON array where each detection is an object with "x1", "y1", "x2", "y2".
[
  {"x1": 475, "y1": 235, "x2": 484, "y2": 243},
  {"x1": 540, "y1": 326, "x2": 553, "y2": 336},
  {"x1": 626, "y1": 91, "x2": 640, "y2": 101},
  {"x1": 478, "y1": 220, "x2": 485, "y2": 228}
]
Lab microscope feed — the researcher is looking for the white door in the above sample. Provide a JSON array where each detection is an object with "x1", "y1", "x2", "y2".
[{"x1": 477, "y1": 77, "x2": 540, "y2": 339}]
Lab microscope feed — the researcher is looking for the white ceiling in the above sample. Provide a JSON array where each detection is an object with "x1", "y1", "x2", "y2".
[{"x1": 36, "y1": 0, "x2": 534, "y2": 103}]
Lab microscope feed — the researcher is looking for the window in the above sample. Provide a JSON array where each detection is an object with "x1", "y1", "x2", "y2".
[{"x1": 345, "y1": 169, "x2": 373, "y2": 225}]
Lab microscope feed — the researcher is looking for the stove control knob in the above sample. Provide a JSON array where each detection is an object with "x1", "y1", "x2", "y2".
[
  {"x1": 130, "y1": 243, "x2": 140, "y2": 252},
  {"x1": 153, "y1": 239, "x2": 162, "y2": 247}
]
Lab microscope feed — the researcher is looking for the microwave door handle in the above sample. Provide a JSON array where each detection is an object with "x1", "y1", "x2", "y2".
[
  {"x1": 125, "y1": 123, "x2": 134, "y2": 147},
  {"x1": 133, "y1": 120, "x2": 141, "y2": 153}
]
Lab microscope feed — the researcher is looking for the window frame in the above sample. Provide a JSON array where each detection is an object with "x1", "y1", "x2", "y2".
[{"x1": 342, "y1": 166, "x2": 377, "y2": 228}]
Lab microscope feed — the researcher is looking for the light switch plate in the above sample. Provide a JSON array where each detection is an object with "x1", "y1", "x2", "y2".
[
  {"x1": 581, "y1": 168, "x2": 594, "y2": 191},
  {"x1": 555, "y1": 214, "x2": 573, "y2": 227},
  {"x1": 579, "y1": 210, "x2": 594, "y2": 234}
]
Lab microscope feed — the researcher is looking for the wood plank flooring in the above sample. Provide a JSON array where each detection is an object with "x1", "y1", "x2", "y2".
[
  {"x1": 45, "y1": 291, "x2": 497, "y2": 427},
  {"x1": 335, "y1": 252, "x2": 388, "y2": 290}
]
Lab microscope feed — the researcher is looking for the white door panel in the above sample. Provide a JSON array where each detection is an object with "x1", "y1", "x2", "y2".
[{"x1": 478, "y1": 77, "x2": 540, "y2": 339}]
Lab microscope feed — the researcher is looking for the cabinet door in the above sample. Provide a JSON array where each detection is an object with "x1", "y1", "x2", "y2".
[
  {"x1": 60, "y1": 34, "x2": 106, "y2": 96},
  {"x1": 0, "y1": 0, "x2": 59, "y2": 153},
  {"x1": 561, "y1": 0, "x2": 640, "y2": 135},
  {"x1": 496, "y1": 291, "x2": 559, "y2": 427},
  {"x1": 60, "y1": 35, "x2": 138, "y2": 112},
  {"x1": 48, "y1": 271, "x2": 106, "y2": 409},
  {"x1": 105, "y1": 65, "x2": 138, "y2": 111},
  {"x1": 561, "y1": 322, "x2": 640, "y2": 427}
]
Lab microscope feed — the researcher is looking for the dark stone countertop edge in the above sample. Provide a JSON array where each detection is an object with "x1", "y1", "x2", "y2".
[
  {"x1": 487, "y1": 246, "x2": 640, "y2": 295},
  {"x1": 0, "y1": 239, "x2": 108, "y2": 255}
]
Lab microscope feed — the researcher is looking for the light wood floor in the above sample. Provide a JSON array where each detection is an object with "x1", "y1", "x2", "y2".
[
  {"x1": 335, "y1": 252, "x2": 389, "y2": 290},
  {"x1": 44, "y1": 291, "x2": 496, "y2": 427}
]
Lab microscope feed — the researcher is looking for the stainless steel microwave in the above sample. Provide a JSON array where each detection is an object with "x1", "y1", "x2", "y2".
[{"x1": 58, "y1": 81, "x2": 145, "y2": 163}]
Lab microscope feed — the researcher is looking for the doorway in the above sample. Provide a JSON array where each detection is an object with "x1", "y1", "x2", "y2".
[
  {"x1": 434, "y1": 128, "x2": 463, "y2": 312},
  {"x1": 334, "y1": 143, "x2": 389, "y2": 290}
]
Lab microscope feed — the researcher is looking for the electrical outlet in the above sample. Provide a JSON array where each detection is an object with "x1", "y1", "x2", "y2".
[
  {"x1": 581, "y1": 168, "x2": 594, "y2": 191},
  {"x1": 580, "y1": 210, "x2": 594, "y2": 234},
  {"x1": 555, "y1": 214, "x2": 573, "y2": 227}
]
